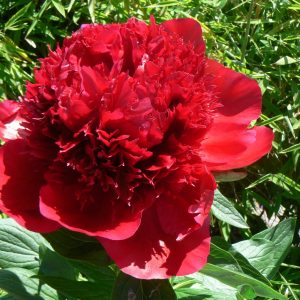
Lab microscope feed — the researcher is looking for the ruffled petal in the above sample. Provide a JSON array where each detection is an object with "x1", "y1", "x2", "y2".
[
  {"x1": 40, "y1": 165, "x2": 154, "y2": 240},
  {"x1": 201, "y1": 125, "x2": 274, "y2": 171},
  {"x1": 0, "y1": 140, "x2": 61, "y2": 232},
  {"x1": 99, "y1": 206, "x2": 211, "y2": 279},
  {"x1": 205, "y1": 59, "x2": 262, "y2": 125},
  {"x1": 161, "y1": 18, "x2": 204, "y2": 47}
]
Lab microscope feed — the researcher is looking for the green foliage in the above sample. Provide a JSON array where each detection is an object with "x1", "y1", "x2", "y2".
[
  {"x1": 0, "y1": 214, "x2": 295, "y2": 299},
  {"x1": 0, "y1": 0, "x2": 299, "y2": 299},
  {"x1": 112, "y1": 272, "x2": 177, "y2": 300},
  {"x1": 212, "y1": 189, "x2": 249, "y2": 229}
]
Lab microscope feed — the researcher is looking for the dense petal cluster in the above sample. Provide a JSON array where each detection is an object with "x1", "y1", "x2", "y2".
[{"x1": 0, "y1": 18, "x2": 273, "y2": 279}]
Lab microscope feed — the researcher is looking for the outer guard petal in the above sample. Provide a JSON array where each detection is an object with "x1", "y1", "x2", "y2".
[
  {"x1": 40, "y1": 165, "x2": 154, "y2": 240},
  {"x1": 0, "y1": 100, "x2": 22, "y2": 141},
  {"x1": 202, "y1": 125, "x2": 274, "y2": 171},
  {"x1": 0, "y1": 100, "x2": 19, "y2": 123},
  {"x1": 161, "y1": 18, "x2": 205, "y2": 48},
  {"x1": 205, "y1": 59, "x2": 262, "y2": 125},
  {"x1": 202, "y1": 59, "x2": 274, "y2": 170},
  {"x1": 0, "y1": 140, "x2": 61, "y2": 232},
  {"x1": 99, "y1": 206, "x2": 211, "y2": 279}
]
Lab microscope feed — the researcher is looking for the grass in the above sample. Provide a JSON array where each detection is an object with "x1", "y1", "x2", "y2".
[{"x1": 0, "y1": 0, "x2": 299, "y2": 299}]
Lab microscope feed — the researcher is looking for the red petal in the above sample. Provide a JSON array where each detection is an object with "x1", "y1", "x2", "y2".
[
  {"x1": 99, "y1": 207, "x2": 211, "y2": 279},
  {"x1": 201, "y1": 125, "x2": 274, "y2": 171},
  {"x1": 0, "y1": 147, "x2": 8, "y2": 191},
  {"x1": 39, "y1": 167, "x2": 153, "y2": 240},
  {"x1": 161, "y1": 18, "x2": 205, "y2": 48},
  {"x1": 205, "y1": 59, "x2": 262, "y2": 125},
  {"x1": 0, "y1": 140, "x2": 61, "y2": 232},
  {"x1": 156, "y1": 165, "x2": 215, "y2": 240},
  {"x1": 0, "y1": 100, "x2": 23, "y2": 141},
  {"x1": 202, "y1": 59, "x2": 274, "y2": 170},
  {"x1": 0, "y1": 100, "x2": 19, "y2": 123}
]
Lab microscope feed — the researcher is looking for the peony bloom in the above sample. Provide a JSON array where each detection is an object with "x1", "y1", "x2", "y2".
[{"x1": 0, "y1": 18, "x2": 273, "y2": 279}]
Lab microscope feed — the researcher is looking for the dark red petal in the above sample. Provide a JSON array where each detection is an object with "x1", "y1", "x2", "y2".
[
  {"x1": 0, "y1": 140, "x2": 61, "y2": 232},
  {"x1": 201, "y1": 125, "x2": 274, "y2": 171},
  {"x1": 161, "y1": 18, "x2": 204, "y2": 47},
  {"x1": 205, "y1": 59, "x2": 262, "y2": 125},
  {"x1": 39, "y1": 168, "x2": 153, "y2": 240},
  {"x1": 99, "y1": 207, "x2": 210, "y2": 279},
  {"x1": 0, "y1": 147, "x2": 8, "y2": 192}
]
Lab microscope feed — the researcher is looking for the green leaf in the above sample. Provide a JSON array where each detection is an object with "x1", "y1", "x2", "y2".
[
  {"x1": 37, "y1": 246, "x2": 115, "y2": 299},
  {"x1": 87, "y1": 0, "x2": 96, "y2": 23},
  {"x1": 67, "y1": 0, "x2": 76, "y2": 12},
  {"x1": 237, "y1": 284, "x2": 256, "y2": 299},
  {"x1": 39, "y1": 246, "x2": 78, "y2": 280},
  {"x1": 176, "y1": 286, "x2": 234, "y2": 300},
  {"x1": 274, "y1": 56, "x2": 297, "y2": 65},
  {"x1": 213, "y1": 171, "x2": 247, "y2": 182},
  {"x1": 233, "y1": 238, "x2": 275, "y2": 278},
  {"x1": 112, "y1": 272, "x2": 177, "y2": 300},
  {"x1": 247, "y1": 173, "x2": 300, "y2": 203},
  {"x1": 199, "y1": 0, "x2": 228, "y2": 8},
  {"x1": 4, "y1": 2, "x2": 33, "y2": 31},
  {"x1": 43, "y1": 228, "x2": 111, "y2": 266},
  {"x1": 67, "y1": 259, "x2": 115, "y2": 282},
  {"x1": 51, "y1": 0, "x2": 66, "y2": 17},
  {"x1": 38, "y1": 275, "x2": 114, "y2": 300},
  {"x1": 173, "y1": 273, "x2": 238, "y2": 300},
  {"x1": 0, "y1": 218, "x2": 49, "y2": 271},
  {"x1": 26, "y1": 0, "x2": 52, "y2": 38},
  {"x1": 280, "y1": 142, "x2": 300, "y2": 153},
  {"x1": 233, "y1": 218, "x2": 296, "y2": 278},
  {"x1": 212, "y1": 190, "x2": 249, "y2": 229},
  {"x1": 0, "y1": 267, "x2": 58, "y2": 300},
  {"x1": 210, "y1": 241, "x2": 270, "y2": 285},
  {"x1": 200, "y1": 264, "x2": 286, "y2": 300},
  {"x1": 174, "y1": 239, "x2": 283, "y2": 300}
]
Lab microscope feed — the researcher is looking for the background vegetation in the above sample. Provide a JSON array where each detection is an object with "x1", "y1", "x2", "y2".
[{"x1": 0, "y1": 0, "x2": 299, "y2": 299}]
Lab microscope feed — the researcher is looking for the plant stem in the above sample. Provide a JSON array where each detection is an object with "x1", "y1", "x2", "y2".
[{"x1": 241, "y1": 0, "x2": 255, "y2": 62}]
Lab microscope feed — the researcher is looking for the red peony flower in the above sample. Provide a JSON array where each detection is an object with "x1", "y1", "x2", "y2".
[{"x1": 0, "y1": 18, "x2": 273, "y2": 279}]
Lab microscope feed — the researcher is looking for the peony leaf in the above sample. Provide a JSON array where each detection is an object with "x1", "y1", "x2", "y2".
[
  {"x1": 209, "y1": 241, "x2": 270, "y2": 285},
  {"x1": 43, "y1": 228, "x2": 111, "y2": 266},
  {"x1": 233, "y1": 218, "x2": 296, "y2": 279},
  {"x1": 39, "y1": 246, "x2": 78, "y2": 280},
  {"x1": 173, "y1": 239, "x2": 284, "y2": 300},
  {"x1": 112, "y1": 272, "x2": 177, "y2": 300},
  {"x1": 212, "y1": 189, "x2": 249, "y2": 229},
  {"x1": 199, "y1": 264, "x2": 286, "y2": 300},
  {"x1": 37, "y1": 237, "x2": 116, "y2": 299},
  {"x1": 38, "y1": 275, "x2": 114, "y2": 300},
  {"x1": 237, "y1": 284, "x2": 256, "y2": 299},
  {"x1": 175, "y1": 282, "x2": 236, "y2": 300},
  {"x1": 0, "y1": 218, "x2": 50, "y2": 271},
  {"x1": 0, "y1": 267, "x2": 58, "y2": 300},
  {"x1": 66, "y1": 258, "x2": 116, "y2": 283}
]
